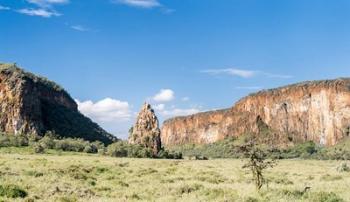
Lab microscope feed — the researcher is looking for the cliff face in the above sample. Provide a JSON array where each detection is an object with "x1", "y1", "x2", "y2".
[
  {"x1": 129, "y1": 103, "x2": 161, "y2": 155},
  {"x1": 161, "y1": 109, "x2": 230, "y2": 145},
  {"x1": 0, "y1": 63, "x2": 116, "y2": 144},
  {"x1": 161, "y1": 79, "x2": 350, "y2": 146}
]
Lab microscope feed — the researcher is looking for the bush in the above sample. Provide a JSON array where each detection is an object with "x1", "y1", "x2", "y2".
[
  {"x1": 106, "y1": 142, "x2": 182, "y2": 159},
  {"x1": 168, "y1": 137, "x2": 239, "y2": 159},
  {"x1": 4, "y1": 130, "x2": 350, "y2": 160},
  {"x1": 0, "y1": 133, "x2": 29, "y2": 147},
  {"x1": 158, "y1": 149, "x2": 183, "y2": 159},
  {"x1": 0, "y1": 184, "x2": 27, "y2": 198},
  {"x1": 38, "y1": 132, "x2": 56, "y2": 149},
  {"x1": 34, "y1": 143, "x2": 45, "y2": 154},
  {"x1": 167, "y1": 136, "x2": 350, "y2": 160},
  {"x1": 106, "y1": 141, "x2": 153, "y2": 158},
  {"x1": 0, "y1": 132, "x2": 103, "y2": 155},
  {"x1": 83, "y1": 145, "x2": 95, "y2": 153},
  {"x1": 54, "y1": 138, "x2": 89, "y2": 152},
  {"x1": 337, "y1": 162, "x2": 350, "y2": 172},
  {"x1": 127, "y1": 144, "x2": 153, "y2": 158},
  {"x1": 195, "y1": 155, "x2": 208, "y2": 160},
  {"x1": 98, "y1": 148, "x2": 106, "y2": 155},
  {"x1": 107, "y1": 142, "x2": 128, "y2": 157}
]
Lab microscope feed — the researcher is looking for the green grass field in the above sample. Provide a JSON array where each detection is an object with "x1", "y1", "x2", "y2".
[{"x1": 0, "y1": 147, "x2": 349, "y2": 202}]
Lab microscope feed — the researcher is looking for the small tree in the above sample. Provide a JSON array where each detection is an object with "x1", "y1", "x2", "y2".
[{"x1": 240, "y1": 140, "x2": 276, "y2": 190}]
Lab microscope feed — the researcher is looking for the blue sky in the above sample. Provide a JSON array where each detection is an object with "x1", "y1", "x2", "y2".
[{"x1": 1, "y1": 0, "x2": 350, "y2": 139}]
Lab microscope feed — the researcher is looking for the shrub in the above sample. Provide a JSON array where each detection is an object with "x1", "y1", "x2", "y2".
[
  {"x1": 107, "y1": 141, "x2": 155, "y2": 158},
  {"x1": 98, "y1": 148, "x2": 106, "y2": 155},
  {"x1": 12, "y1": 134, "x2": 29, "y2": 147},
  {"x1": 285, "y1": 141, "x2": 318, "y2": 158},
  {"x1": 158, "y1": 149, "x2": 183, "y2": 159},
  {"x1": 83, "y1": 144, "x2": 98, "y2": 153},
  {"x1": 54, "y1": 138, "x2": 87, "y2": 152},
  {"x1": 38, "y1": 132, "x2": 56, "y2": 149},
  {"x1": 337, "y1": 162, "x2": 350, "y2": 172},
  {"x1": 0, "y1": 184, "x2": 27, "y2": 198},
  {"x1": 0, "y1": 134, "x2": 11, "y2": 147},
  {"x1": 91, "y1": 141, "x2": 105, "y2": 151},
  {"x1": 34, "y1": 143, "x2": 45, "y2": 154},
  {"x1": 0, "y1": 132, "x2": 103, "y2": 154},
  {"x1": 0, "y1": 133, "x2": 29, "y2": 147},
  {"x1": 195, "y1": 155, "x2": 208, "y2": 160},
  {"x1": 107, "y1": 142, "x2": 128, "y2": 157},
  {"x1": 127, "y1": 144, "x2": 152, "y2": 158}
]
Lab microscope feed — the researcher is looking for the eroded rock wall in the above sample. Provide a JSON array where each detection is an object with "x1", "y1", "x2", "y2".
[{"x1": 161, "y1": 79, "x2": 350, "y2": 146}]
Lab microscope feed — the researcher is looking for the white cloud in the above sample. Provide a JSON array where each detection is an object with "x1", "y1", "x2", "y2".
[
  {"x1": 0, "y1": 5, "x2": 10, "y2": 10},
  {"x1": 113, "y1": 0, "x2": 161, "y2": 8},
  {"x1": 27, "y1": 0, "x2": 69, "y2": 7},
  {"x1": 153, "y1": 89, "x2": 175, "y2": 102},
  {"x1": 152, "y1": 103, "x2": 201, "y2": 118},
  {"x1": 202, "y1": 68, "x2": 257, "y2": 78},
  {"x1": 153, "y1": 104, "x2": 165, "y2": 111},
  {"x1": 202, "y1": 68, "x2": 293, "y2": 79},
  {"x1": 17, "y1": 8, "x2": 61, "y2": 17},
  {"x1": 17, "y1": 0, "x2": 68, "y2": 18},
  {"x1": 71, "y1": 25, "x2": 89, "y2": 32},
  {"x1": 159, "y1": 108, "x2": 201, "y2": 117},
  {"x1": 75, "y1": 98, "x2": 131, "y2": 123}
]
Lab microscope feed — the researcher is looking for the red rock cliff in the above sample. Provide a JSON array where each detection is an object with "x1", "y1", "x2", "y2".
[{"x1": 161, "y1": 79, "x2": 350, "y2": 146}]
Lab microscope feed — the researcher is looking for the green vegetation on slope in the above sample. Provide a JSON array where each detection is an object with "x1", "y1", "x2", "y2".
[
  {"x1": 0, "y1": 132, "x2": 182, "y2": 159},
  {"x1": 41, "y1": 100, "x2": 117, "y2": 144},
  {"x1": 0, "y1": 63, "x2": 64, "y2": 92},
  {"x1": 168, "y1": 136, "x2": 350, "y2": 160}
]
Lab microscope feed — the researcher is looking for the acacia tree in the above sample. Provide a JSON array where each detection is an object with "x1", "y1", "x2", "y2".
[{"x1": 240, "y1": 140, "x2": 277, "y2": 190}]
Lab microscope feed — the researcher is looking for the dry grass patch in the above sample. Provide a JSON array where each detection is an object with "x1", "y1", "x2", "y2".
[{"x1": 0, "y1": 149, "x2": 349, "y2": 201}]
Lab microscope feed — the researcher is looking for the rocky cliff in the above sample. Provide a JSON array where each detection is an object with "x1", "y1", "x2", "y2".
[
  {"x1": 0, "y1": 63, "x2": 116, "y2": 144},
  {"x1": 161, "y1": 78, "x2": 350, "y2": 146},
  {"x1": 129, "y1": 103, "x2": 161, "y2": 155}
]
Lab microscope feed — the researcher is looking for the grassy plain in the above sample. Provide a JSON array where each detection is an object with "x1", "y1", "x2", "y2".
[{"x1": 0, "y1": 147, "x2": 349, "y2": 202}]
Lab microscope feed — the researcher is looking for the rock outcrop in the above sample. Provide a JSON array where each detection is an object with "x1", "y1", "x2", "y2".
[
  {"x1": 0, "y1": 63, "x2": 116, "y2": 144},
  {"x1": 161, "y1": 78, "x2": 350, "y2": 146},
  {"x1": 129, "y1": 103, "x2": 161, "y2": 155}
]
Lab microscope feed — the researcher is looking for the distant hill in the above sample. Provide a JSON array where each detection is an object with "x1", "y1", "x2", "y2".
[{"x1": 0, "y1": 63, "x2": 117, "y2": 144}]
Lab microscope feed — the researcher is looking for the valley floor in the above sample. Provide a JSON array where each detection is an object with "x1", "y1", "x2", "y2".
[{"x1": 0, "y1": 147, "x2": 349, "y2": 202}]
